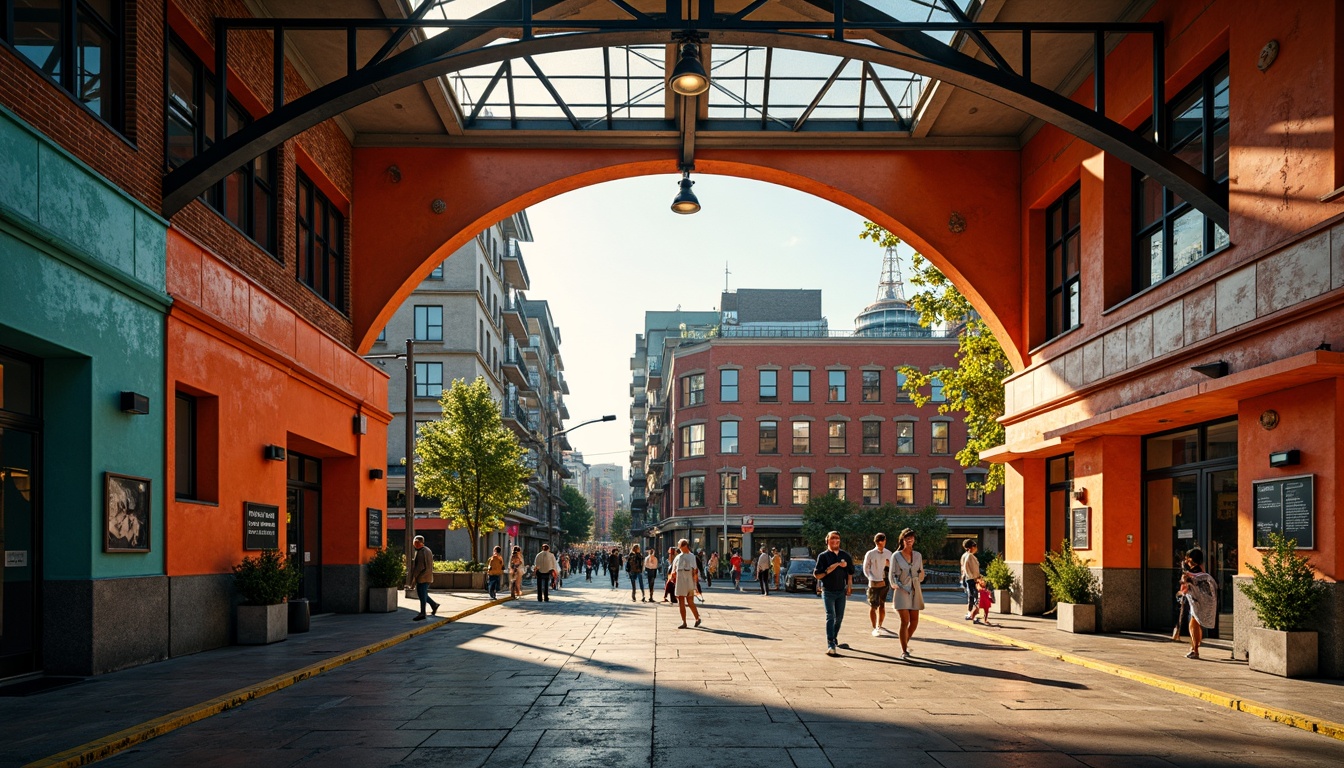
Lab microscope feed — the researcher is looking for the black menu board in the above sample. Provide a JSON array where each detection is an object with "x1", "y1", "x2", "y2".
[
  {"x1": 367, "y1": 508, "x2": 384, "y2": 548},
  {"x1": 1071, "y1": 506, "x2": 1091, "y2": 550},
  {"x1": 1253, "y1": 475, "x2": 1314, "y2": 550},
  {"x1": 244, "y1": 502, "x2": 280, "y2": 550}
]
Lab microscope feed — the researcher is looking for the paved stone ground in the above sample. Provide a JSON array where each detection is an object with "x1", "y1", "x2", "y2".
[{"x1": 75, "y1": 576, "x2": 1344, "y2": 768}]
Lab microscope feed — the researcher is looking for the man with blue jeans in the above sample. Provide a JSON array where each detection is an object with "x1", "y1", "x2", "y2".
[
  {"x1": 410, "y1": 535, "x2": 440, "y2": 621},
  {"x1": 814, "y1": 531, "x2": 854, "y2": 656}
]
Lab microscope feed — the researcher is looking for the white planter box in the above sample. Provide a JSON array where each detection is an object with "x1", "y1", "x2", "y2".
[
  {"x1": 368, "y1": 587, "x2": 399, "y2": 613},
  {"x1": 1248, "y1": 627, "x2": 1318, "y2": 678},
  {"x1": 237, "y1": 603, "x2": 288, "y2": 645},
  {"x1": 994, "y1": 589, "x2": 1012, "y2": 615},
  {"x1": 1056, "y1": 602, "x2": 1095, "y2": 633}
]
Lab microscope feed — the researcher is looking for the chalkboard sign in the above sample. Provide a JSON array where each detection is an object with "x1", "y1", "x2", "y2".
[
  {"x1": 1071, "y1": 506, "x2": 1091, "y2": 550},
  {"x1": 367, "y1": 507, "x2": 383, "y2": 548},
  {"x1": 244, "y1": 502, "x2": 280, "y2": 550},
  {"x1": 1253, "y1": 474, "x2": 1314, "y2": 550}
]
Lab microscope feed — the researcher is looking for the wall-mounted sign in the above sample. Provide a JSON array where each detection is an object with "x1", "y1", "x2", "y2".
[
  {"x1": 4, "y1": 551, "x2": 27, "y2": 568},
  {"x1": 244, "y1": 502, "x2": 280, "y2": 550},
  {"x1": 507, "y1": 524, "x2": 520, "y2": 538},
  {"x1": 1070, "y1": 507, "x2": 1091, "y2": 550},
  {"x1": 741, "y1": 515, "x2": 755, "y2": 534},
  {"x1": 1253, "y1": 474, "x2": 1314, "y2": 549},
  {"x1": 366, "y1": 508, "x2": 383, "y2": 548}
]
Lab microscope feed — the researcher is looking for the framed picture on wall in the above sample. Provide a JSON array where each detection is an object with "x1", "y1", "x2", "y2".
[{"x1": 105, "y1": 472, "x2": 151, "y2": 553}]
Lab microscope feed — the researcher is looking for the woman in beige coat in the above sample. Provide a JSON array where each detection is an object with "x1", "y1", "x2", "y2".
[{"x1": 890, "y1": 527, "x2": 926, "y2": 659}]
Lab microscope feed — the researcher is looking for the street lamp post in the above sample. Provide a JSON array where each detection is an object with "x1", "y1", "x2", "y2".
[
  {"x1": 544, "y1": 414, "x2": 616, "y2": 549},
  {"x1": 720, "y1": 465, "x2": 745, "y2": 568},
  {"x1": 363, "y1": 340, "x2": 419, "y2": 589}
]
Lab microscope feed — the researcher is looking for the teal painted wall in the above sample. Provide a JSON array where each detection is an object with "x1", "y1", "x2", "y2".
[{"x1": 0, "y1": 106, "x2": 170, "y2": 581}]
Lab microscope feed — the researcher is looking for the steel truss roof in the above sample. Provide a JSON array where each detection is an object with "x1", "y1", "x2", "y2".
[{"x1": 161, "y1": 0, "x2": 1227, "y2": 232}]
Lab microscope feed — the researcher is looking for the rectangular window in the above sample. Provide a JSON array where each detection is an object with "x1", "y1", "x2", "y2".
[
  {"x1": 896, "y1": 422, "x2": 915, "y2": 454},
  {"x1": 791, "y1": 474, "x2": 811, "y2": 505},
  {"x1": 759, "y1": 473, "x2": 778, "y2": 505},
  {"x1": 896, "y1": 371, "x2": 911, "y2": 402},
  {"x1": 759, "y1": 421, "x2": 778, "y2": 454},
  {"x1": 429, "y1": 262, "x2": 444, "y2": 279},
  {"x1": 828, "y1": 370, "x2": 846, "y2": 402},
  {"x1": 791, "y1": 421, "x2": 810, "y2": 453},
  {"x1": 682, "y1": 374, "x2": 705, "y2": 406},
  {"x1": 931, "y1": 473, "x2": 950, "y2": 506},
  {"x1": 967, "y1": 476, "x2": 986, "y2": 506},
  {"x1": 679, "y1": 424, "x2": 705, "y2": 458},
  {"x1": 792, "y1": 370, "x2": 810, "y2": 402},
  {"x1": 827, "y1": 472, "x2": 846, "y2": 499},
  {"x1": 174, "y1": 392, "x2": 197, "y2": 499},
  {"x1": 895, "y1": 473, "x2": 914, "y2": 505},
  {"x1": 415, "y1": 362, "x2": 443, "y2": 398},
  {"x1": 1046, "y1": 183, "x2": 1082, "y2": 338},
  {"x1": 828, "y1": 421, "x2": 846, "y2": 454},
  {"x1": 168, "y1": 37, "x2": 276, "y2": 253},
  {"x1": 8, "y1": 0, "x2": 122, "y2": 127},
  {"x1": 759, "y1": 369, "x2": 778, "y2": 401},
  {"x1": 377, "y1": 327, "x2": 387, "y2": 342},
  {"x1": 719, "y1": 421, "x2": 739, "y2": 454},
  {"x1": 1133, "y1": 58, "x2": 1230, "y2": 291},
  {"x1": 931, "y1": 422, "x2": 950, "y2": 454},
  {"x1": 930, "y1": 376, "x2": 946, "y2": 403},
  {"x1": 296, "y1": 170, "x2": 344, "y2": 308},
  {"x1": 414, "y1": 306, "x2": 443, "y2": 341},
  {"x1": 862, "y1": 472, "x2": 881, "y2": 506},
  {"x1": 861, "y1": 370, "x2": 881, "y2": 403},
  {"x1": 680, "y1": 476, "x2": 705, "y2": 508},
  {"x1": 720, "y1": 369, "x2": 738, "y2": 402},
  {"x1": 861, "y1": 421, "x2": 881, "y2": 455},
  {"x1": 720, "y1": 473, "x2": 739, "y2": 505}
]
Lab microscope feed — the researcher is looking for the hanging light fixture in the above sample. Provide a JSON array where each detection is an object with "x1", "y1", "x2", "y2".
[
  {"x1": 670, "y1": 169, "x2": 700, "y2": 215},
  {"x1": 669, "y1": 41, "x2": 710, "y2": 96}
]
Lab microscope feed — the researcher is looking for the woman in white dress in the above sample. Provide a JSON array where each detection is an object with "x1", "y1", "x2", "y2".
[
  {"x1": 672, "y1": 539, "x2": 702, "y2": 628},
  {"x1": 890, "y1": 527, "x2": 925, "y2": 659}
]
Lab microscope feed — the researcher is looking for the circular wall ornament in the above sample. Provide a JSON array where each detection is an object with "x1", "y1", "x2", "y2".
[
  {"x1": 1257, "y1": 40, "x2": 1279, "y2": 72},
  {"x1": 430, "y1": 199, "x2": 447, "y2": 215},
  {"x1": 1259, "y1": 410, "x2": 1279, "y2": 430},
  {"x1": 948, "y1": 211, "x2": 966, "y2": 234}
]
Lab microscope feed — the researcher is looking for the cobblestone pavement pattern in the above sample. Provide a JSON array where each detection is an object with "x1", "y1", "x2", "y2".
[{"x1": 71, "y1": 581, "x2": 1344, "y2": 766}]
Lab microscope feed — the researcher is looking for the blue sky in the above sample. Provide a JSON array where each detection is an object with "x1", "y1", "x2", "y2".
[{"x1": 521, "y1": 173, "x2": 917, "y2": 470}]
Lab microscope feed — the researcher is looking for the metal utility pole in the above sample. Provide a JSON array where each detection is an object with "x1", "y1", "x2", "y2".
[
  {"x1": 548, "y1": 415, "x2": 617, "y2": 548},
  {"x1": 404, "y1": 338, "x2": 416, "y2": 587}
]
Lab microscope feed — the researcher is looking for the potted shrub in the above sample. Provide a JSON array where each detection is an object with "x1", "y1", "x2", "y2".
[
  {"x1": 1040, "y1": 540, "x2": 1099, "y2": 633},
  {"x1": 984, "y1": 553, "x2": 1016, "y2": 615},
  {"x1": 233, "y1": 550, "x2": 300, "y2": 645},
  {"x1": 367, "y1": 546, "x2": 406, "y2": 613},
  {"x1": 1240, "y1": 532, "x2": 1327, "y2": 678}
]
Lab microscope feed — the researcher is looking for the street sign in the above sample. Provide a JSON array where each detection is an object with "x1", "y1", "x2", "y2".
[
  {"x1": 507, "y1": 524, "x2": 520, "y2": 537},
  {"x1": 741, "y1": 515, "x2": 755, "y2": 534}
]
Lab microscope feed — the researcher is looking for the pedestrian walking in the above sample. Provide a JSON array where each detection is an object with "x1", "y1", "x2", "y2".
[
  {"x1": 643, "y1": 548, "x2": 659, "y2": 601},
  {"x1": 672, "y1": 539, "x2": 702, "y2": 628},
  {"x1": 973, "y1": 577, "x2": 998, "y2": 627},
  {"x1": 814, "y1": 531, "x2": 853, "y2": 656},
  {"x1": 487, "y1": 545, "x2": 505, "y2": 600},
  {"x1": 607, "y1": 548, "x2": 622, "y2": 589},
  {"x1": 1179, "y1": 548, "x2": 1217, "y2": 659},
  {"x1": 509, "y1": 546, "x2": 524, "y2": 597},
  {"x1": 890, "y1": 527, "x2": 926, "y2": 659},
  {"x1": 409, "y1": 535, "x2": 440, "y2": 621},
  {"x1": 585, "y1": 554, "x2": 594, "y2": 581},
  {"x1": 1172, "y1": 550, "x2": 1203, "y2": 641},
  {"x1": 755, "y1": 546, "x2": 771, "y2": 595},
  {"x1": 626, "y1": 544, "x2": 646, "y2": 602},
  {"x1": 771, "y1": 548, "x2": 783, "y2": 590},
  {"x1": 558, "y1": 553, "x2": 569, "y2": 588},
  {"x1": 706, "y1": 552, "x2": 718, "y2": 587},
  {"x1": 862, "y1": 533, "x2": 892, "y2": 637},
  {"x1": 730, "y1": 549, "x2": 743, "y2": 591},
  {"x1": 662, "y1": 547, "x2": 677, "y2": 602},
  {"x1": 534, "y1": 544, "x2": 558, "y2": 602},
  {"x1": 960, "y1": 539, "x2": 982, "y2": 620}
]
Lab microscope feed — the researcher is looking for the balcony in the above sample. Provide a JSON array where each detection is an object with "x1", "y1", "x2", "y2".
[
  {"x1": 503, "y1": 392, "x2": 533, "y2": 433},
  {"x1": 503, "y1": 240, "x2": 531, "y2": 290},
  {"x1": 630, "y1": 469, "x2": 646, "y2": 487},
  {"x1": 502, "y1": 293, "x2": 529, "y2": 339},
  {"x1": 502, "y1": 342, "x2": 531, "y2": 389},
  {"x1": 558, "y1": 371, "x2": 570, "y2": 395}
]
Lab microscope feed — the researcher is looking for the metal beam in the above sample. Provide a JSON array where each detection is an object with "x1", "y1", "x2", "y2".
[
  {"x1": 792, "y1": 58, "x2": 849, "y2": 132},
  {"x1": 523, "y1": 55, "x2": 582, "y2": 129}
]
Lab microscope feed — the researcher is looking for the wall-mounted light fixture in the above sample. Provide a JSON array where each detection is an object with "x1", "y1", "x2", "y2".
[
  {"x1": 1072, "y1": 486, "x2": 1088, "y2": 504},
  {"x1": 120, "y1": 391, "x2": 150, "y2": 414},
  {"x1": 1268, "y1": 449, "x2": 1300, "y2": 468},
  {"x1": 1191, "y1": 361, "x2": 1229, "y2": 378},
  {"x1": 369, "y1": 468, "x2": 385, "y2": 480},
  {"x1": 354, "y1": 415, "x2": 368, "y2": 435},
  {"x1": 264, "y1": 445, "x2": 287, "y2": 462},
  {"x1": 671, "y1": 169, "x2": 701, "y2": 215}
]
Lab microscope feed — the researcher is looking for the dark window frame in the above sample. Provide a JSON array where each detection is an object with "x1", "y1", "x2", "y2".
[
  {"x1": 966, "y1": 474, "x2": 987, "y2": 506},
  {"x1": 680, "y1": 475, "x2": 705, "y2": 508},
  {"x1": 861, "y1": 421, "x2": 881, "y2": 455},
  {"x1": 827, "y1": 421, "x2": 846, "y2": 454},
  {"x1": 791, "y1": 473, "x2": 810, "y2": 505},
  {"x1": 827, "y1": 472, "x2": 846, "y2": 499},
  {"x1": 758, "y1": 369, "x2": 778, "y2": 402},
  {"x1": 414, "y1": 361, "x2": 443, "y2": 398},
  {"x1": 295, "y1": 169, "x2": 345, "y2": 311},
  {"x1": 895, "y1": 473, "x2": 915, "y2": 505},
  {"x1": 896, "y1": 421, "x2": 915, "y2": 455},
  {"x1": 931, "y1": 472, "x2": 951, "y2": 506},
  {"x1": 1045, "y1": 182, "x2": 1082, "y2": 339},
  {"x1": 758, "y1": 473, "x2": 778, "y2": 505},
  {"x1": 413, "y1": 305, "x2": 443, "y2": 341},
  {"x1": 719, "y1": 420, "x2": 739, "y2": 455},
  {"x1": 679, "y1": 423, "x2": 705, "y2": 458},
  {"x1": 792, "y1": 370, "x2": 810, "y2": 402},
  {"x1": 861, "y1": 370, "x2": 881, "y2": 403},
  {"x1": 3, "y1": 0, "x2": 124, "y2": 131},
  {"x1": 719, "y1": 369, "x2": 738, "y2": 402},
  {"x1": 861, "y1": 472, "x2": 881, "y2": 506},
  {"x1": 931, "y1": 421, "x2": 950, "y2": 455},
  {"x1": 682, "y1": 374, "x2": 705, "y2": 406},
  {"x1": 827, "y1": 370, "x2": 846, "y2": 402},
  {"x1": 791, "y1": 420, "x2": 810, "y2": 454},
  {"x1": 174, "y1": 392, "x2": 197, "y2": 500},
  {"x1": 758, "y1": 420, "x2": 778, "y2": 455}
]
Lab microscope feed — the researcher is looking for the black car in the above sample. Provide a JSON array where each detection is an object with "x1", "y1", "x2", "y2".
[{"x1": 783, "y1": 558, "x2": 817, "y2": 593}]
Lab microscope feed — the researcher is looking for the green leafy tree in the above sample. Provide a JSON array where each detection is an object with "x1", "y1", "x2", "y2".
[
  {"x1": 610, "y1": 510, "x2": 632, "y2": 544},
  {"x1": 860, "y1": 223, "x2": 1011, "y2": 491},
  {"x1": 802, "y1": 496, "x2": 949, "y2": 558},
  {"x1": 801, "y1": 494, "x2": 860, "y2": 554},
  {"x1": 1239, "y1": 533, "x2": 1327, "y2": 631},
  {"x1": 559, "y1": 486, "x2": 595, "y2": 546},
  {"x1": 415, "y1": 377, "x2": 531, "y2": 563}
]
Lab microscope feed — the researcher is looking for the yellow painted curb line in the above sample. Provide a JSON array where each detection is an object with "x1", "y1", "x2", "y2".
[
  {"x1": 922, "y1": 614, "x2": 1344, "y2": 743},
  {"x1": 25, "y1": 596, "x2": 516, "y2": 768}
]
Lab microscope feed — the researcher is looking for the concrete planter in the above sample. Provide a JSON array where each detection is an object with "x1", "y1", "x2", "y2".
[
  {"x1": 430, "y1": 572, "x2": 486, "y2": 590},
  {"x1": 994, "y1": 589, "x2": 1012, "y2": 614},
  {"x1": 1056, "y1": 602, "x2": 1096, "y2": 634},
  {"x1": 368, "y1": 587, "x2": 399, "y2": 613},
  {"x1": 237, "y1": 603, "x2": 288, "y2": 645},
  {"x1": 470, "y1": 572, "x2": 487, "y2": 590},
  {"x1": 1248, "y1": 627, "x2": 1318, "y2": 678}
]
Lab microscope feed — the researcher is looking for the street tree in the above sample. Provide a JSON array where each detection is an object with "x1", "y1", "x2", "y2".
[
  {"x1": 559, "y1": 486, "x2": 595, "y2": 546},
  {"x1": 802, "y1": 495, "x2": 949, "y2": 559},
  {"x1": 414, "y1": 377, "x2": 531, "y2": 563},
  {"x1": 860, "y1": 223, "x2": 1011, "y2": 491},
  {"x1": 610, "y1": 510, "x2": 632, "y2": 544}
]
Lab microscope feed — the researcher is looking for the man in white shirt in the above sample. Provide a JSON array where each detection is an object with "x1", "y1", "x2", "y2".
[
  {"x1": 863, "y1": 533, "x2": 893, "y2": 636},
  {"x1": 534, "y1": 544, "x2": 558, "y2": 603},
  {"x1": 671, "y1": 539, "x2": 702, "y2": 628},
  {"x1": 755, "y1": 546, "x2": 772, "y2": 595}
]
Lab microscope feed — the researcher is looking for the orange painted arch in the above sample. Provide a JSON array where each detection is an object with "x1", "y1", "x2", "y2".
[{"x1": 351, "y1": 147, "x2": 1025, "y2": 367}]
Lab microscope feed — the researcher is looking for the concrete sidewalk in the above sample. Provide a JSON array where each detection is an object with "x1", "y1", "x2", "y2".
[{"x1": 0, "y1": 589, "x2": 502, "y2": 768}]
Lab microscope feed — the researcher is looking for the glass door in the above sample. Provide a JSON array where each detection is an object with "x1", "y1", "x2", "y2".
[
  {"x1": 1208, "y1": 469, "x2": 1239, "y2": 642},
  {"x1": 286, "y1": 454, "x2": 322, "y2": 612},
  {"x1": 1, "y1": 427, "x2": 39, "y2": 679},
  {"x1": 1144, "y1": 473, "x2": 1198, "y2": 632}
]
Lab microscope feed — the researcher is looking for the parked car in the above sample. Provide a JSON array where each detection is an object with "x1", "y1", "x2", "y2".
[{"x1": 783, "y1": 558, "x2": 817, "y2": 593}]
